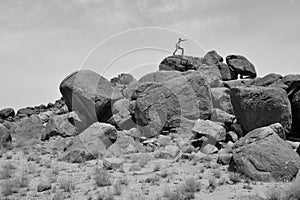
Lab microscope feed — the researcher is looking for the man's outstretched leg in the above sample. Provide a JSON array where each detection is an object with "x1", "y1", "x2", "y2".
[
  {"x1": 173, "y1": 48, "x2": 178, "y2": 55},
  {"x1": 179, "y1": 47, "x2": 184, "y2": 55}
]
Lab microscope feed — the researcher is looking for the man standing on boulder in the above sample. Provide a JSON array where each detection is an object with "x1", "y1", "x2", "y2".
[{"x1": 173, "y1": 38, "x2": 187, "y2": 55}]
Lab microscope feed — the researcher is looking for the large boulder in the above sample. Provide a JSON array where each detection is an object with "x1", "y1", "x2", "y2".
[
  {"x1": 60, "y1": 122, "x2": 117, "y2": 163},
  {"x1": 11, "y1": 115, "x2": 46, "y2": 142},
  {"x1": 211, "y1": 87, "x2": 234, "y2": 114},
  {"x1": 291, "y1": 90, "x2": 300, "y2": 138},
  {"x1": 197, "y1": 64, "x2": 222, "y2": 88},
  {"x1": 217, "y1": 63, "x2": 238, "y2": 81},
  {"x1": 0, "y1": 124, "x2": 12, "y2": 149},
  {"x1": 226, "y1": 55, "x2": 257, "y2": 79},
  {"x1": 203, "y1": 50, "x2": 223, "y2": 65},
  {"x1": 159, "y1": 55, "x2": 203, "y2": 72},
  {"x1": 253, "y1": 73, "x2": 282, "y2": 87},
  {"x1": 59, "y1": 70, "x2": 119, "y2": 130},
  {"x1": 16, "y1": 107, "x2": 36, "y2": 117},
  {"x1": 229, "y1": 123, "x2": 300, "y2": 181},
  {"x1": 0, "y1": 108, "x2": 15, "y2": 119},
  {"x1": 134, "y1": 71, "x2": 213, "y2": 137},
  {"x1": 108, "y1": 99, "x2": 136, "y2": 130},
  {"x1": 139, "y1": 71, "x2": 181, "y2": 83},
  {"x1": 230, "y1": 86, "x2": 292, "y2": 134},
  {"x1": 45, "y1": 112, "x2": 81, "y2": 139}
]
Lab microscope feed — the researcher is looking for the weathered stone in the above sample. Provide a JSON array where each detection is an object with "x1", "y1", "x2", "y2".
[
  {"x1": 45, "y1": 112, "x2": 80, "y2": 139},
  {"x1": 160, "y1": 145, "x2": 180, "y2": 159},
  {"x1": 217, "y1": 63, "x2": 238, "y2": 81},
  {"x1": 203, "y1": 50, "x2": 223, "y2": 65},
  {"x1": 0, "y1": 124, "x2": 12, "y2": 149},
  {"x1": 16, "y1": 108, "x2": 36, "y2": 117},
  {"x1": 291, "y1": 90, "x2": 300, "y2": 138},
  {"x1": 38, "y1": 111, "x2": 54, "y2": 123},
  {"x1": 59, "y1": 70, "x2": 119, "y2": 131},
  {"x1": 226, "y1": 131, "x2": 239, "y2": 142},
  {"x1": 211, "y1": 87, "x2": 234, "y2": 114},
  {"x1": 200, "y1": 143, "x2": 218, "y2": 154},
  {"x1": 192, "y1": 119, "x2": 226, "y2": 142},
  {"x1": 222, "y1": 79, "x2": 254, "y2": 88},
  {"x1": 108, "y1": 99, "x2": 136, "y2": 130},
  {"x1": 135, "y1": 71, "x2": 213, "y2": 137},
  {"x1": 37, "y1": 180, "x2": 52, "y2": 192},
  {"x1": 60, "y1": 122, "x2": 117, "y2": 163},
  {"x1": 103, "y1": 157, "x2": 125, "y2": 170},
  {"x1": 0, "y1": 108, "x2": 15, "y2": 119},
  {"x1": 253, "y1": 73, "x2": 282, "y2": 87},
  {"x1": 157, "y1": 135, "x2": 171, "y2": 147},
  {"x1": 197, "y1": 64, "x2": 222, "y2": 88},
  {"x1": 12, "y1": 115, "x2": 46, "y2": 142},
  {"x1": 230, "y1": 86, "x2": 292, "y2": 134},
  {"x1": 226, "y1": 55, "x2": 257, "y2": 78},
  {"x1": 217, "y1": 153, "x2": 233, "y2": 165},
  {"x1": 139, "y1": 71, "x2": 182, "y2": 83},
  {"x1": 229, "y1": 124, "x2": 300, "y2": 181},
  {"x1": 210, "y1": 108, "x2": 235, "y2": 124},
  {"x1": 159, "y1": 55, "x2": 204, "y2": 72}
]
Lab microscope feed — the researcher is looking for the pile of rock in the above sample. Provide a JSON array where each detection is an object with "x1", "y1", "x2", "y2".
[{"x1": 1, "y1": 50, "x2": 300, "y2": 183}]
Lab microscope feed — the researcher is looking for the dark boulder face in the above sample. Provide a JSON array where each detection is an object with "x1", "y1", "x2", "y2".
[
  {"x1": 0, "y1": 108, "x2": 15, "y2": 119},
  {"x1": 217, "y1": 63, "x2": 238, "y2": 81},
  {"x1": 134, "y1": 71, "x2": 213, "y2": 137},
  {"x1": 291, "y1": 90, "x2": 300, "y2": 138},
  {"x1": 226, "y1": 55, "x2": 257, "y2": 78},
  {"x1": 230, "y1": 86, "x2": 292, "y2": 135},
  {"x1": 59, "y1": 70, "x2": 119, "y2": 131},
  {"x1": 16, "y1": 107, "x2": 36, "y2": 117},
  {"x1": 0, "y1": 124, "x2": 12, "y2": 149},
  {"x1": 203, "y1": 50, "x2": 223, "y2": 65},
  {"x1": 159, "y1": 55, "x2": 204, "y2": 72},
  {"x1": 229, "y1": 123, "x2": 300, "y2": 182}
]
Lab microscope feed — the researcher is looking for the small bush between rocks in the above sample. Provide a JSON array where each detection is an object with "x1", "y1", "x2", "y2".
[{"x1": 94, "y1": 168, "x2": 112, "y2": 187}]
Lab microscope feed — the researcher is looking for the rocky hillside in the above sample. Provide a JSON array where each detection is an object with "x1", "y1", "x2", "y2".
[{"x1": 1, "y1": 50, "x2": 300, "y2": 200}]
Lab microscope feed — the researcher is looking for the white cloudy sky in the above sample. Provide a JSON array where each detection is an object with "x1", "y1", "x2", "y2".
[{"x1": 0, "y1": 0, "x2": 299, "y2": 109}]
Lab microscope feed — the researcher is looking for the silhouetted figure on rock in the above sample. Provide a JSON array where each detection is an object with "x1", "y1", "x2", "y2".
[{"x1": 173, "y1": 38, "x2": 187, "y2": 55}]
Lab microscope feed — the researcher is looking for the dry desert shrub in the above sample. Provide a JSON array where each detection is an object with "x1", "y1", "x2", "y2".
[
  {"x1": 59, "y1": 177, "x2": 76, "y2": 192},
  {"x1": 212, "y1": 169, "x2": 222, "y2": 178},
  {"x1": 207, "y1": 176, "x2": 217, "y2": 191},
  {"x1": 228, "y1": 172, "x2": 242, "y2": 184},
  {"x1": 0, "y1": 162, "x2": 16, "y2": 179},
  {"x1": 281, "y1": 178, "x2": 300, "y2": 200},
  {"x1": 94, "y1": 168, "x2": 112, "y2": 187}
]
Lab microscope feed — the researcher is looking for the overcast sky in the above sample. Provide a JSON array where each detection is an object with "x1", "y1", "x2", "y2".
[{"x1": 0, "y1": 0, "x2": 299, "y2": 110}]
